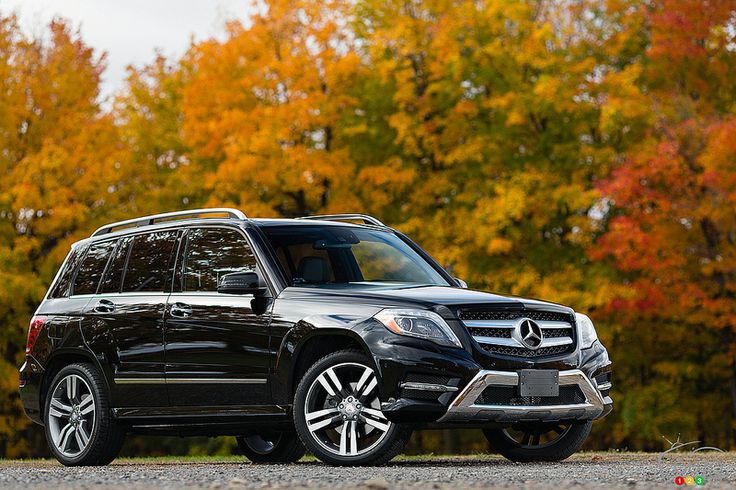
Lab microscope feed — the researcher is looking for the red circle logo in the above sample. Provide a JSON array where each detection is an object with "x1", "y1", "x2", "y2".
[{"x1": 675, "y1": 476, "x2": 685, "y2": 485}]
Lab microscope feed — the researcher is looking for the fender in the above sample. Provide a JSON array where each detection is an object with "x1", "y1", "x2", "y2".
[
  {"x1": 272, "y1": 315, "x2": 378, "y2": 405},
  {"x1": 39, "y1": 336, "x2": 109, "y2": 420}
]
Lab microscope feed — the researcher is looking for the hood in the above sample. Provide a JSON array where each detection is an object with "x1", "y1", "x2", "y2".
[{"x1": 279, "y1": 285, "x2": 573, "y2": 314}]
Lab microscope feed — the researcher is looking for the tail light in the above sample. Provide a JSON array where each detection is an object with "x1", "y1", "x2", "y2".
[{"x1": 26, "y1": 316, "x2": 48, "y2": 355}]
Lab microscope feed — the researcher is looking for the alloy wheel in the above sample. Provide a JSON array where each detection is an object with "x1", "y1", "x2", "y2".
[
  {"x1": 47, "y1": 374, "x2": 96, "y2": 458},
  {"x1": 303, "y1": 362, "x2": 391, "y2": 457}
]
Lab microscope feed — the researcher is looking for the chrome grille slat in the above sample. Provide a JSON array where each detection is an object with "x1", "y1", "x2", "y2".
[
  {"x1": 463, "y1": 319, "x2": 572, "y2": 329},
  {"x1": 472, "y1": 336, "x2": 573, "y2": 348}
]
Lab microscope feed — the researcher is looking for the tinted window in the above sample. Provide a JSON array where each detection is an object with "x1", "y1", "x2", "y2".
[
  {"x1": 100, "y1": 237, "x2": 132, "y2": 293},
  {"x1": 184, "y1": 228, "x2": 257, "y2": 292},
  {"x1": 73, "y1": 240, "x2": 117, "y2": 295},
  {"x1": 49, "y1": 246, "x2": 85, "y2": 298},
  {"x1": 123, "y1": 231, "x2": 178, "y2": 292}
]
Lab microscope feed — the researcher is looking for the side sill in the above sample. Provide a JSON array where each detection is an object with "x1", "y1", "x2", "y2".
[{"x1": 113, "y1": 404, "x2": 289, "y2": 419}]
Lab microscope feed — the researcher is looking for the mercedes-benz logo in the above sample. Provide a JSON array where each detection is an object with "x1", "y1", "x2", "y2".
[{"x1": 516, "y1": 318, "x2": 543, "y2": 350}]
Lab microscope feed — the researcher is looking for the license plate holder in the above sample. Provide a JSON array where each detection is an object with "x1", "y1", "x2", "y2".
[{"x1": 518, "y1": 369, "x2": 559, "y2": 397}]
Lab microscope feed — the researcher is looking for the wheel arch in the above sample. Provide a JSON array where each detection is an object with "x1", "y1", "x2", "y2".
[
  {"x1": 287, "y1": 329, "x2": 375, "y2": 402},
  {"x1": 41, "y1": 348, "x2": 109, "y2": 419}
]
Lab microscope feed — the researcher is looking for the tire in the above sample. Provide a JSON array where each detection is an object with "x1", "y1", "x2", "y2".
[
  {"x1": 44, "y1": 362, "x2": 125, "y2": 466},
  {"x1": 236, "y1": 430, "x2": 305, "y2": 463},
  {"x1": 293, "y1": 350, "x2": 412, "y2": 466},
  {"x1": 483, "y1": 421, "x2": 592, "y2": 462}
]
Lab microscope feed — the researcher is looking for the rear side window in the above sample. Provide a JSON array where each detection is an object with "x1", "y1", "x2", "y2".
[
  {"x1": 100, "y1": 237, "x2": 132, "y2": 293},
  {"x1": 73, "y1": 240, "x2": 117, "y2": 295},
  {"x1": 184, "y1": 228, "x2": 257, "y2": 292},
  {"x1": 122, "y1": 231, "x2": 178, "y2": 292},
  {"x1": 49, "y1": 246, "x2": 85, "y2": 298}
]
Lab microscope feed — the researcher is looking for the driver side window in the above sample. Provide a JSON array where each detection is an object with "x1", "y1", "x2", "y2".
[{"x1": 184, "y1": 228, "x2": 257, "y2": 292}]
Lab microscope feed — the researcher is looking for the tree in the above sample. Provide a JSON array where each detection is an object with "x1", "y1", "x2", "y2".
[
  {"x1": 593, "y1": 0, "x2": 736, "y2": 448},
  {"x1": 179, "y1": 0, "x2": 366, "y2": 217},
  {"x1": 0, "y1": 16, "x2": 126, "y2": 457}
]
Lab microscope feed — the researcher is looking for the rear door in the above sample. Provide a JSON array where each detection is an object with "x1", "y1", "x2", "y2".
[
  {"x1": 164, "y1": 226, "x2": 272, "y2": 407},
  {"x1": 89, "y1": 230, "x2": 180, "y2": 408}
]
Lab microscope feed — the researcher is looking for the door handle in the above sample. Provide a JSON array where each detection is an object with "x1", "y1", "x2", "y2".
[
  {"x1": 94, "y1": 299, "x2": 115, "y2": 313},
  {"x1": 170, "y1": 302, "x2": 193, "y2": 318}
]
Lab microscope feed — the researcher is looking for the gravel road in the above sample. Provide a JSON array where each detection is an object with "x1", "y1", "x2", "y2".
[{"x1": 1, "y1": 453, "x2": 734, "y2": 489}]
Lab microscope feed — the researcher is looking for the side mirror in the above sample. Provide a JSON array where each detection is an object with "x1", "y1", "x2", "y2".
[
  {"x1": 454, "y1": 277, "x2": 468, "y2": 289},
  {"x1": 218, "y1": 271, "x2": 266, "y2": 295}
]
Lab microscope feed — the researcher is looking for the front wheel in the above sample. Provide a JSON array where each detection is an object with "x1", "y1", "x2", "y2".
[
  {"x1": 293, "y1": 350, "x2": 412, "y2": 466},
  {"x1": 235, "y1": 430, "x2": 305, "y2": 463},
  {"x1": 483, "y1": 421, "x2": 592, "y2": 462}
]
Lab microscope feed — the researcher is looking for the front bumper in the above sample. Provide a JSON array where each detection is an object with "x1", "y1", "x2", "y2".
[
  {"x1": 436, "y1": 368, "x2": 612, "y2": 424},
  {"x1": 362, "y1": 320, "x2": 613, "y2": 426}
]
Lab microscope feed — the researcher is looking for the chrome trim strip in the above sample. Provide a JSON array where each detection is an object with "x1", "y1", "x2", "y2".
[
  {"x1": 437, "y1": 369, "x2": 607, "y2": 423},
  {"x1": 539, "y1": 337, "x2": 573, "y2": 347},
  {"x1": 462, "y1": 320, "x2": 516, "y2": 328},
  {"x1": 166, "y1": 378, "x2": 267, "y2": 384},
  {"x1": 472, "y1": 336, "x2": 573, "y2": 348},
  {"x1": 115, "y1": 378, "x2": 166, "y2": 384},
  {"x1": 597, "y1": 382, "x2": 612, "y2": 391},
  {"x1": 462, "y1": 320, "x2": 572, "y2": 329},
  {"x1": 114, "y1": 377, "x2": 267, "y2": 385},
  {"x1": 399, "y1": 382, "x2": 459, "y2": 393}
]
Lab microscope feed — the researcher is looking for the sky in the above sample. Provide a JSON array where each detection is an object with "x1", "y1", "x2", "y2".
[{"x1": 1, "y1": 0, "x2": 256, "y2": 101}]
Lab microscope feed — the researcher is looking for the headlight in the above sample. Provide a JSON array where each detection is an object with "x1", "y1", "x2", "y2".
[
  {"x1": 575, "y1": 312, "x2": 599, "y2": 349},
  {"x1": 374, "y1": 308, "x2": 462, "y2": 348}
]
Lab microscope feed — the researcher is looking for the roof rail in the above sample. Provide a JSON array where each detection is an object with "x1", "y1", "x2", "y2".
[
  {"x1": 296, "y1": 213, "x2": 386, "y2": 227},
  {"x1": 92, "y1": 208, "x2": 247, "y2": 237}
]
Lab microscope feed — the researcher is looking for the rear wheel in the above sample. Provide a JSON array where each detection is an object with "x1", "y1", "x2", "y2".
[
  {"x1": 235, "y1": 430, "x2": 305, "y2": 463},
  {"x1": 44, "y1": 363, "x2": 125, "y2": 466},
  {"x1": 483, "y1": 421, "x2": 591, "y2": 462},
  {"x1": 293, "y1": 350, "x2": 412, "y2": 466}
]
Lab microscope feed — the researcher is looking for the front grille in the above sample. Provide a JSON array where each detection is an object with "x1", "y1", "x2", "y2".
[
  {"x1": 467, "y1": 327, "x2": 512, "y2": 339},
  {"x1": 540, "y1": 328, "x2": 569, "y2": 338},
  {"x1": 459, "y1": 308, "x2": 576, "y2": 359},
  {"x1": 478, "y1": 385, "x2": 586, "y2": 406}
]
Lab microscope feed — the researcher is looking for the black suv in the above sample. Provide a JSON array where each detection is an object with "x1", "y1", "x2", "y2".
[{"x1": 19, "y1": 209, "x2": 612, "y2": 466}]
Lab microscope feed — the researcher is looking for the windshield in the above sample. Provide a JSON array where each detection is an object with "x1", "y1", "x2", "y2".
[{"x1": 262, "y1": 225, "x2": 450, "y2": 288}]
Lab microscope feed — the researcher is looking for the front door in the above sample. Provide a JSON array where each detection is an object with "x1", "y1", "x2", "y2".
[{"x1": 164, "y1": 226, "x2": 272, "y2": 407}]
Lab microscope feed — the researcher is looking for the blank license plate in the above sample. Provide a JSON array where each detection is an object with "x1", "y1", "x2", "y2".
[{"x1": 518, "y1": 369, "x2": 559, "y2": 397}]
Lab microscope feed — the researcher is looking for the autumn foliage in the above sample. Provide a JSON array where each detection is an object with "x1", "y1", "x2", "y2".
[{"x1": 1, "y1": 0, "x2": 735, "y2": 457}]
